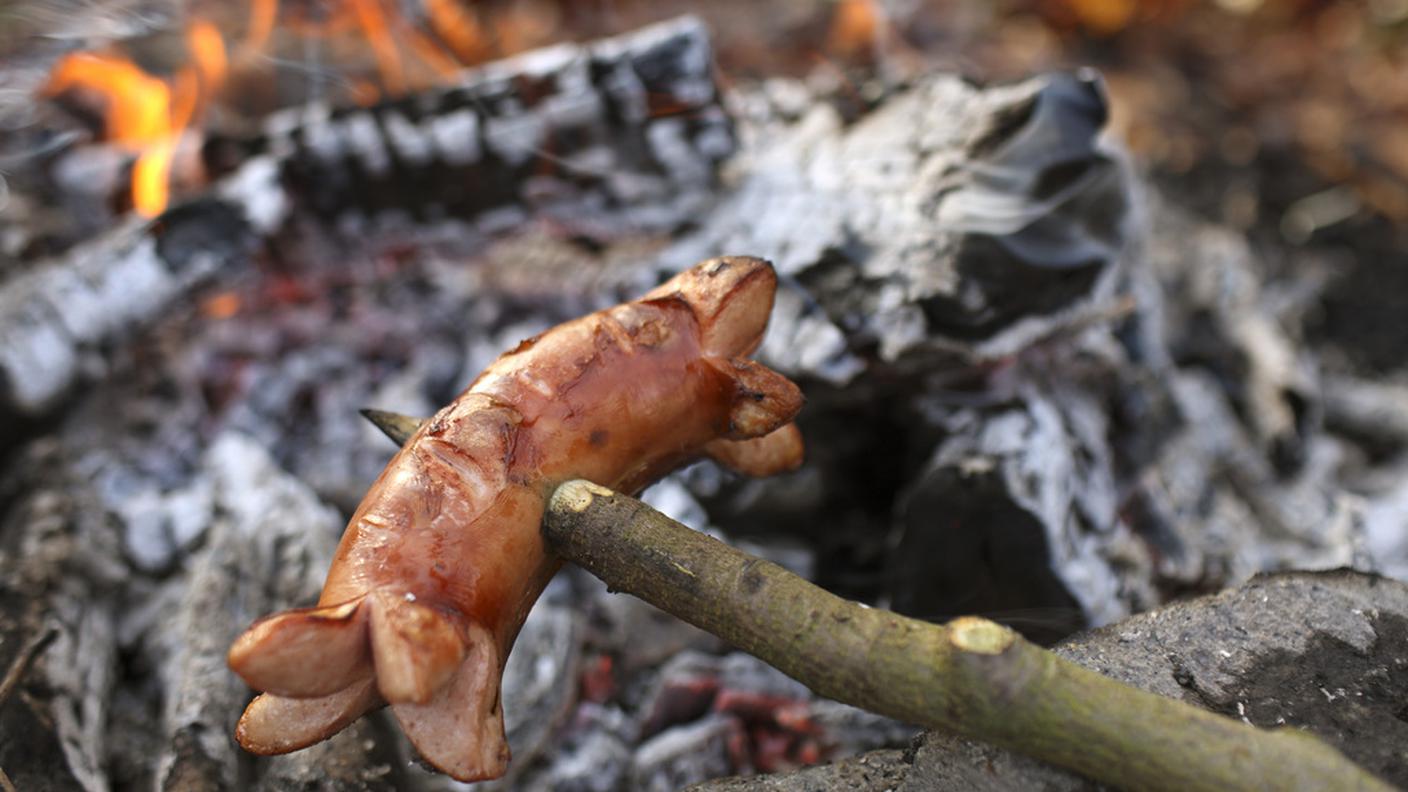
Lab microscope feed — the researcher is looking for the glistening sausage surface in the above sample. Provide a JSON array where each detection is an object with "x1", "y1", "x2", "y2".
[{"x1": 227, "y1": 256, "x2": 805, "y2": 781}]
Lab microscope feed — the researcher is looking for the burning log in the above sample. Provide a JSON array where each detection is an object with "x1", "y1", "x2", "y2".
[
  {"x1": 1, "y1": 16, "x2": 732, "y2": 419},
  {"x1": 41, "y1": 20, "x2": 230, "y2": 219},
  {"x1": 542, "y1": 481, "x2": 1392, "y2": 792}
]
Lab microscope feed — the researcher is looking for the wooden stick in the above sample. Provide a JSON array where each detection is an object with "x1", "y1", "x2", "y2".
[
  {"x1": 0, "y1": 627, "x2": 58, "y2": 792},
  {"x1": 542, "y1": 480, "x2": 1392, "y2": 792},
  {"x1": 0, "y1": 627, "x2": 57, "y2": 710}
]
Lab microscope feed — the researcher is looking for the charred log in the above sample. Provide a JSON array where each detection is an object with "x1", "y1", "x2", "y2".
[
  {"x1": 210, "y1": 15, "x2": 733, "y2": 233},
  {"x1": 675, "y1": 74, "x2": 1383, "y2": 640}
]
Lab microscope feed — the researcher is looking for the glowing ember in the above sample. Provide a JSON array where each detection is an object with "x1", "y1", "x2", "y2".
[
  {"x1": 827, "y1": 0, "x2": 882, "y2": 61},
  {"x1": 201, "y1": 291, "x2": 243, "y2": 320}
]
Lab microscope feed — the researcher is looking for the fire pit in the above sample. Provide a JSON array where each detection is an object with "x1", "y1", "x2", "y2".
[{"x1": 2, "y1": 3, "x2": 1407, "y2": 791}]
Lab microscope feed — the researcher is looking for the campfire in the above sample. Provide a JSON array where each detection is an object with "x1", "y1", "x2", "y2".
[
  {"x1": 33, "y1": 0, "x2": 579, "y2": 220},
  {"x1": 2, "y1": 3, "x2": 1407, "y2": 791}
]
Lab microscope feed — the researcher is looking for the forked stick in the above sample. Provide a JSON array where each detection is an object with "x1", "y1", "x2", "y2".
[{"x1": 542, "y1": 480, "x2": 1392, "y2": 792}]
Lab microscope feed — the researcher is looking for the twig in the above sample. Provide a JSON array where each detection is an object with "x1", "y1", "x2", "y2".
[
  {"x1": 542, "y1": 480, "x2": 1392, "y2": 792},
  {"x1": 0, "y1": 626, "x2": 58, "y2": 792},
  {"x1": 0, "y1": 626, "x2": 56, "y2": 709}
]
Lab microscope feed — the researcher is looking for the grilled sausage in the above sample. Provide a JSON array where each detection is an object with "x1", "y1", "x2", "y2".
[{"x1": 228, "y1": 256, "x2": 804, "y2": 781}]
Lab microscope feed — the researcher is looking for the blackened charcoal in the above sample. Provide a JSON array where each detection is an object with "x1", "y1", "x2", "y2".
[
  {"x1": 247, "y1": 16, "x2": 733, "y2": 237},
  {"x1": 152, "y1": 198, "x2": 254, "y2": 278}
]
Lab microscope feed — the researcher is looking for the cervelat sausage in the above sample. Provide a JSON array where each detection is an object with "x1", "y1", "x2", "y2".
[{"x1": 227, "y1": 256, "x2": 804, "y2": 781}]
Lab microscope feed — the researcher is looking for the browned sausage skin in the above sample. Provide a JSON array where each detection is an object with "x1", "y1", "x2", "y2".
[{"x1": 227, "y1": 256, "x2": 804, "y2": 781}]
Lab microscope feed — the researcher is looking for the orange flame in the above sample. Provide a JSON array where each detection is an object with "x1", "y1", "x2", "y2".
[
  {"x1": 342, "y1": 0, "x2": 467, "y2": 98},
  {"x1": 45, "y1": 54, "x2": 171, "y2": 148},
  {"x1": 827, "y1": 0, "x2": 882, "y2": 61},
  {"x1": 189, "y1": 21, "x2": 229, "y2": 93},
  {"x1": 41, "y1": 0, "x2": 548, "y2": 216},
  {"x1": 44, "y1": 21, "x2": 227, "y2": 216},
  {"x1": 348, "y1": 0, "x2": 407, "y2": 95},
  {"x1": 427, "y1": 0, "x2": 490, "y2": 64},
  {"x1": 242, "y1": 0, "x2": 279, "y2": 55},
  {"x1": 252, "y1": 0, "x2": 468, "y2": 102}
]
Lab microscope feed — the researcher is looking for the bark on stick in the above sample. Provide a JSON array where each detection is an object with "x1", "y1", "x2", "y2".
[{"x1": 543, "y1": 480, "x2": 1392, "y2": 792}]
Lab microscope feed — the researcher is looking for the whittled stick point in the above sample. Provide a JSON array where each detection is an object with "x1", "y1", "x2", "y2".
[
  {"x1": 543, "y1": 481, "x2": 1393, "y2": 792},
  {"x1": 359, "y1": 409, "x2": 427, "y2": 448}
]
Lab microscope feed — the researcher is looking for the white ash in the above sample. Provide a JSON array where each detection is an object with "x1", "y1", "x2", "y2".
[
  {"x1": 641, "y1": 477, "x2": 712, "y2": 532},
  {"x1": 658, "y1": 71, "x2": 1133, "y2": 377},
  {"x1": 632, "y1": 715, "x2": 739, "y2": 792},
  {"x1": 425, "y1": 108, "x2": 482, "y2": 166}
]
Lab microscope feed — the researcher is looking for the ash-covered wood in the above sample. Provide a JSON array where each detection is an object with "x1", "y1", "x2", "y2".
[
  {"x1": 669, "y1": 74, "x2": 1392, "y2": 643},
  {"x1": 205, "y1": 14, "x2": 731, "y2": 236},
  {"x1": 660, "y1": 70, "x2": 1132, "y2": 376},
  {"x1": 0, "y1": 197, "x2": 255, "y2": 416},
  {"x1": 0, "y1": 430, "x2": 352, "y2": 791},
  {"x1": 649, "y1": 71, "x2": 1146, "y2": 626},
  {"x1": 888, "y1": 378, "x2": 1132, "y2": 643}
]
